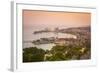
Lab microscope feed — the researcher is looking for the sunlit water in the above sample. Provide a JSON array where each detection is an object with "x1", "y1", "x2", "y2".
[
  {"x1": 23, "y1": 28, "x2": 76, "y2": 50},
  {"x1": 23, "y1": 43, "x2": 55, "y2": 50}
]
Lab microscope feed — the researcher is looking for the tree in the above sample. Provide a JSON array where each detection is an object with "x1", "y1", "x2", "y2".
[{"x1": 23, "y1": 47, "x2": 45, "y2": 62}]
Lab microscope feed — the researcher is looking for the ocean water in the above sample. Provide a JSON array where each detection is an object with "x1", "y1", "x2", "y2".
[{"x1": 23, "y1": 27, "x2": 76, "y2": 50}]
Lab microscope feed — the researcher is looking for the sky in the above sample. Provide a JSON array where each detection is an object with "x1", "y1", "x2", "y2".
[{"x1": 23, "y1": 10, "x2": 91, "y2": 29}]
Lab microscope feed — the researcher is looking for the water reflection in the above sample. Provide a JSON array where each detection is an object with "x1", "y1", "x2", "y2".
[{"x1": 23, "y1": 32, "x2": 77, "y2": 50}]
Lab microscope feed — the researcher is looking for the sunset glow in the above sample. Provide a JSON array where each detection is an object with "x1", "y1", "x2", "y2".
[{"x1": 23, "y1": 10, "x2": 91, "y2": 29}]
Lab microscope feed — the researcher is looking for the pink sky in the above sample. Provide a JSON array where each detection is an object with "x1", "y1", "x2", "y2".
[{"x1": 23, "y1": 10, "x2": 91, "y2": 29}]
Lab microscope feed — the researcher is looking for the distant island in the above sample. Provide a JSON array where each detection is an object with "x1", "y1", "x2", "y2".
[{"x1": 33, "y1": 27, "x2": 60, "y2": 34}]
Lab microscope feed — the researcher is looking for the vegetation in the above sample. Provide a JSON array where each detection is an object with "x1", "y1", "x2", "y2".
[
  {"x1": 23, "y1": 43, "x2": 91, "y2": 62},
  {"x1": 23, "y1": 47, "x2": 45, "y2": 62},
  {"x1": 45, "y1": 44, "x2": 90, "y2": 61}
]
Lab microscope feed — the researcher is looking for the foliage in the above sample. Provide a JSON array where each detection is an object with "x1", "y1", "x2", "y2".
[
  {"x1": 46, "y1": 45, "x2": 91, "y2": 61},
  {"x1": 23, "y1": 39, "x2": 91, "y2": 62},
  {"x1": 23, "y1": 47, "x2": 45, "y2": 62}
]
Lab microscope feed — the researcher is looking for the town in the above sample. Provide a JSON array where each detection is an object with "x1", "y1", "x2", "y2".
[{"x1": 32, "y1": 26, "x2": 90, "y2": 47}]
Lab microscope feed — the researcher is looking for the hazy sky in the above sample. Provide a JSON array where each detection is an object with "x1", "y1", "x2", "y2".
[{"x1": 23, "y1": 10, "x2": 91, "y2": 29}]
